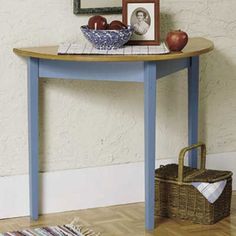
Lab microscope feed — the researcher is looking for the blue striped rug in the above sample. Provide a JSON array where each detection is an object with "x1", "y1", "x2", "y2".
[{"x1": 0, "y1": 224, "x2": 100, "y2": 236}]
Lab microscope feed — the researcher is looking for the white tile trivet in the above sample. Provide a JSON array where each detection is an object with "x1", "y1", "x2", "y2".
[{"x1": 58, "y1": 42, "x2": 170, "y2": 55}]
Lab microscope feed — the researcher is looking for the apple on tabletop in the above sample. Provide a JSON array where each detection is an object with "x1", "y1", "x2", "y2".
[{"x1": 166, "y1": 30, "x2": 188, "y2": 52}]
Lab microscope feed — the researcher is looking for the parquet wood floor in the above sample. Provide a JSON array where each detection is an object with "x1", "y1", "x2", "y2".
[{"x1": 0, "y1": 193, "x2": 235, "y2": 236}]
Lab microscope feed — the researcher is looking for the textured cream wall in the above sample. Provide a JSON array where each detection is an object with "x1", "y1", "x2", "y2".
[{"x1": 0, "y1": 0, "x2": 235, "y2": 176}]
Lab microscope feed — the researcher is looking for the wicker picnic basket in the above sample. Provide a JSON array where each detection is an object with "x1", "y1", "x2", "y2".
[{"x1": 155, "y1": 143, "x2": 233, "y2": 224}]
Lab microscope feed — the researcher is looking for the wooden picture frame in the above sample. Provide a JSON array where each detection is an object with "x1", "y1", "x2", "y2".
[
  {"x1": 73, "y1": 0, "x2": 122, "y2": 15},
  {"x1": 122, "y1": 0, "x2": 160, "y2": 45}
]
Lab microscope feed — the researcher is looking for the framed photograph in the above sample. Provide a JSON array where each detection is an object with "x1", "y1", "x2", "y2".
[
  {"x1": 122, "y1": 0, "x2": 160, "y2": 45},
  {"x1": 74, "y1": 0, "x2": 122, "y2": 15}
]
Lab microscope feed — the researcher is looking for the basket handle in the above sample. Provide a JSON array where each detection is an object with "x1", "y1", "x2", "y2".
[{"x1": 178, "y1": 142, "x2": 206, "y2": 184}]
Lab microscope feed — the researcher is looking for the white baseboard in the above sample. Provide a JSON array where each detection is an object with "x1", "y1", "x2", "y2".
[{"x1": 0, "y1": 152, "x2": 235, "y2": 219}]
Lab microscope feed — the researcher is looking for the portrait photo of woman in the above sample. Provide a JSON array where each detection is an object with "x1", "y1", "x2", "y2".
[
  {"x1": 131, "y1": 8, "x2": 151, "y2": 36},
  {"x1": 123, "y1": 0, "x2": 160, "y2": 45}
]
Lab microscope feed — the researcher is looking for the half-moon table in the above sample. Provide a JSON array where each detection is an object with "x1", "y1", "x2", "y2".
[{"x1": 14, "y1": 37, "x2": 214, "y2": 231}]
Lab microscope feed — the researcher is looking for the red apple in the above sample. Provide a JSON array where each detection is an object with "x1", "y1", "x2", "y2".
[
  {"x1": 88, "y1": 15, "x2": 108, "y2": 30},
  {"x1": 166, "y1": 30, "x2": 188, "y2": 51},
  {"x1": 107, "y1": 20, "x2": 127, "y2": 30}
]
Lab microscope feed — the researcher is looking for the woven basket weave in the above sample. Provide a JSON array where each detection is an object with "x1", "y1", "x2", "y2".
[{"x1": 155, "y1": 143, "x2": 233, "y2": 224}]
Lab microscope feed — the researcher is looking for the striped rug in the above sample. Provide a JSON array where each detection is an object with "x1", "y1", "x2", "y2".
[{"x1": 0, "y1": 224, "x2": 100, "y2": 236}]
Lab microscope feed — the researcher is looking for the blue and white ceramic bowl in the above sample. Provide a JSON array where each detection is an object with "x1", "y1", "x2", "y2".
[{"x1": 81, "y1": 25, "x2": 134, "y2": 50}]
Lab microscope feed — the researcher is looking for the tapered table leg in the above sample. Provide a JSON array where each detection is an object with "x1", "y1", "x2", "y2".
[
  {"x1": 27, "y1": 58, "x2": 39, "y2": 220},
  {"x1": 144, "y1": 62, "x2": 157, "y2": 231},
  {"x1": 188, "y1": 56, "x2": 199, "y2": 168}
]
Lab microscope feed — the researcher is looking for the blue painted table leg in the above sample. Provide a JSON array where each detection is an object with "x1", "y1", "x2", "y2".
[
  {"x1": 188, "y1": 56, "x2": 199, "y2": 168},
  {"x1": 28, "y1": 58, "x2": 39, "y2": 220},
  {"x1": 144, "y1": 62, "x2": 157, "y2": 231}
]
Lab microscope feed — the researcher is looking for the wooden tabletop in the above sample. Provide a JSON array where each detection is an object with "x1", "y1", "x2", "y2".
[{"x1": 13, "y1": 37, "x2": 213, "y2": 62}]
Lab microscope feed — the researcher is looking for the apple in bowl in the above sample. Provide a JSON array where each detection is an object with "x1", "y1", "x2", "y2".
[
  {"x1": 88, "y1": 15, "x2": 108, "y2": 30},
  {"x1": 107, "y1": 20, "x2": 127, "y2": 30},
  {"x1": 87, "y1": 16, "x2": 128, "y2": 31}
]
